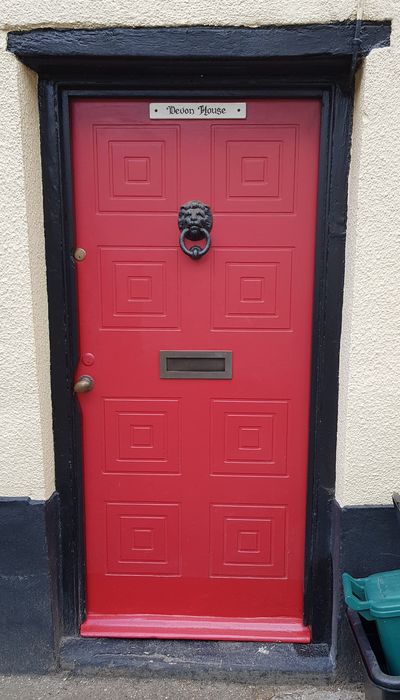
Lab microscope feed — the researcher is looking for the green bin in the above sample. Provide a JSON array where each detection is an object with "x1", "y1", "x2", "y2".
[{"x1": 343, "y1": 569, "x2": 400, "y2": 676}]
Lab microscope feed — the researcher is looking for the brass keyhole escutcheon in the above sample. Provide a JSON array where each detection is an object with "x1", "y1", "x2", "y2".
[
  {"x1": 74, "y1": 247, "x2": 86, "y2": 261},
  {"x1": 74, "y1": 375, "x2": 94, "y2": 393}
]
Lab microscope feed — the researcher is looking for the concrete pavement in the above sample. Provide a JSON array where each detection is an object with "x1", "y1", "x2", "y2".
[{"x1": 0, "y1": 676, "x2": 364, "y2": 700}]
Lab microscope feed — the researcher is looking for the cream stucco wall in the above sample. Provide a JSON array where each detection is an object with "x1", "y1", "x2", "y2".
[
  {"x1": 0, "y1": 30, "x2": 54, "y2": 499},
  {"x1": 0, "y1": 0, "x2": 399, "y2": 504},
  {"x1": 335, "y1": 33, "x2": 400, "y2": 506}
]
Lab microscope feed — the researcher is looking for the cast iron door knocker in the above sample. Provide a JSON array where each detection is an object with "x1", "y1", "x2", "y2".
[{"x1": 178, "y1": 200, "x2": 213, "y2": 259}]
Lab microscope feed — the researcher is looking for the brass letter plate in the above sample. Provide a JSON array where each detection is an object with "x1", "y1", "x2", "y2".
[{"x1": 160, "y1": 351, "x2": 232, "y2": 379}]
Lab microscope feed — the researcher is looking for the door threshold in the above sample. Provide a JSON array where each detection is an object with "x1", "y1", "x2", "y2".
[
  {"x1": 61, "y1": 635, "x2": 333, "y2": 681},
  {"x1": 81, "y1": 613, "x2": 311, "y2": 642}
]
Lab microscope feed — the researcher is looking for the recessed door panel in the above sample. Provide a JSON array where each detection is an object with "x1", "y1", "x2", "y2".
[{"x1": 71, "y1": 99, "x2": 321, "y2": 641}]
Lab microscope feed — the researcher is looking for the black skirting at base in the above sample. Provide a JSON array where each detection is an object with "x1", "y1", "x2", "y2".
[
  {"x1": 0, "y1": 494, "x2": 60, "y2": 673},
  {"x1": 333, "y1": 500, "x2": 400, "y2": 681}
]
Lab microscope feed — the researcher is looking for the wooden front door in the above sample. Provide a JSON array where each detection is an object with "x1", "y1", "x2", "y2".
[{"x1": 71, "y1": 98, "x2": 320, "y2": 641}]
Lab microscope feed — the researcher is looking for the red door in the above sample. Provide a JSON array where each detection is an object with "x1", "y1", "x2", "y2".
[{"x1": 71, "y1": 99, "x2": 320, "y2": 641}]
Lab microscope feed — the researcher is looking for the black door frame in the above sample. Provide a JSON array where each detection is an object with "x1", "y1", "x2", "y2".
[{"x1": 7, "y1": 23, "x2": 391, "y2": 647}]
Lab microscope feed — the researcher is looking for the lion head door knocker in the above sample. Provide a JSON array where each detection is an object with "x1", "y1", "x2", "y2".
[{"x1": 178, "y1": 200, "x2": 213, "y2": 259}]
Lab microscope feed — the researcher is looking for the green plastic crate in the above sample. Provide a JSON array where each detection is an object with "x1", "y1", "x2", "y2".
[{"x1": 343, "y1": 570, "x2": 400, "y2": 676}]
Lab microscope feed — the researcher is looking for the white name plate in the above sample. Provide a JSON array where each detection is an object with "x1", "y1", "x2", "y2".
[{"x1": 150, "y1": 102, "x2": 246, "y2": 120}]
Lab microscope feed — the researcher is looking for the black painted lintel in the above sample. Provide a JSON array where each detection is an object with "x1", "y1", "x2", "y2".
[{"x1": 7, "y1": 22, "x2": 391, "y2": 72}]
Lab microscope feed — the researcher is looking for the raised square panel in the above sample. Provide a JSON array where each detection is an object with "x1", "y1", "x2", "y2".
[
  {"x1": 106, "y1": 502, "x2": 181, "y2": 575},
  {"x1": 210, "y1": 504, "x2": 286, "y2": 578},
  {"x1": 227, "y1": 264, "x2": 277, "y2": 316},
  {"x1": 111, "y1": 143, "x2": 163, "y2": 197},
  {"x1": 226, "y1": 414, "x2": 273, "y2": 462},
  {"x1": 212, "y1": 249, "x2": 292, "y2": 330},
  {"x1": 242, "y1": 157, "x2": 268, "y2": 183},
  {"x1": 118, "y1": 413, "x2": 165, "y2": 460},
  {"x1": 240, "y1": 277, "x2": 264, "y2": 302},
  {"x1": 212, "y1": 125, "x2": 296, "y2": 213},
  {"x1": 131, "y1": 528, "x2": 154, "y2": 550},
  {"x1": 237, "y1": 530, "x2": 260, "y2": 553},
  {"x1": 104, "y1": 399, "x2": 180, "y2": 474},
  {"x1": 100, "y1": 248, "x2": 179, "y2": 329},
  {"x1": 125, "y1": 157, "x2": 150, "y2": 183},
  {"x1": 131, "y1": 425, "x2": 153, "y2": 447},
  {"x1": 238, "y1": 427, "x2": 260, "y2": 449},
  {"x1": 225, "y1": 519, "x2": 270, "y2": 564},
  {"x1": 210, "y1": 400, "x2": 288, "y2": 476},
  {"x1": 120, "y1": 517, "x2": 164, "y2": 561},
  {"x1": 95, "y1": 126, "x2": 179, "y2": 212},
  {"x1": 229, "y1": 142, "x2": 280, "y2": 197},
  {"x1": 115, "y1": 264, "x2": 164, "y2": 315},
  {"x1": 128, "y1": 276, "x2": 152, "y2": 301}
]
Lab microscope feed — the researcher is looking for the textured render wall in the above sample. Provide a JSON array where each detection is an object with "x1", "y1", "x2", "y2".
[
  {"x1": 0, "y1": 0, "x2": 398, "y2": 503},
  {"x1": 0, "y1": 0, "x2": 393, "y2": 30},
  {"x1": 0, "y1": 31, "x2": 54, "y2": 499},
  {"x1": 336, "y1": 19, "x2": 400, "y2": 506}
]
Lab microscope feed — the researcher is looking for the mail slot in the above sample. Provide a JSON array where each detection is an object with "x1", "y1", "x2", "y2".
[{"x1": 160, "y1": 351, "x2": 232, "y2": 379}]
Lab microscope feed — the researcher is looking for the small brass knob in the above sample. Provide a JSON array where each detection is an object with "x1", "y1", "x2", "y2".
[
  {"x1": 73, "y1": 375, "x2": 94, "y2": 393},
  {"x1": 74, "y1": 248, "x2": 86, "y2": 261}
]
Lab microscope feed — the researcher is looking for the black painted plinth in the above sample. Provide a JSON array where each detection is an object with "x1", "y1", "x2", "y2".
[
  {"x1": 333, "y1": 501, "x2": 400, "y2": 682},
  {"x1": 0, "y1": 495, "x2": 60, "y2": 673}
]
